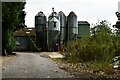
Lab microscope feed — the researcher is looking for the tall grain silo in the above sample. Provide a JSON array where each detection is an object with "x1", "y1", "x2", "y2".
[
  {"x1": 67, "y1": 11, "x2": 78, "y2": 41},
  {"x1": 48, "y1": 8, "x2": 60, "y2": 51},
  {"x1": 35, "y1": 11, "x2": 47, "y2": 51},
  {"x1": 58, "y1": 11, "x2": 67, "y2": 44}
]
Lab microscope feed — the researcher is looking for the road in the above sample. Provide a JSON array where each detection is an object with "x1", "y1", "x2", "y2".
[{"x1": 2, "y1": 52, "x2": 72, "y2": 78}]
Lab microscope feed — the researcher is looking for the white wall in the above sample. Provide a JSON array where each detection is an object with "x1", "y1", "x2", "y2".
[{"x1": 119, "y1": 1, "x2": 120, "y2": 12}]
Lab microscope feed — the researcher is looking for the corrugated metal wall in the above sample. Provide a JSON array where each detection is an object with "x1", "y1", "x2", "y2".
[
  {"x1": 14, "y1": 36, "x2": 36, "y2": 51},
  {"x1": 67, "y1": 12, "x2": 78, "y2": 41},
  {"x1": 35, "y1": 11, "x2": 47, "y2": 51},
  {"x1": 77, "y1": 22, "x2": 90, "y2": 38}
]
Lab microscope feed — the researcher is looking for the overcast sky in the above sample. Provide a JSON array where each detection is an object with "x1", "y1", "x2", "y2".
[{"x1": 25, "y1": 0, "x2": 120, "y2": 27}]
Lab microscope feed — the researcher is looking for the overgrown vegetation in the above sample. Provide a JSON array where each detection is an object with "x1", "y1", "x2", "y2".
[
  {"x1": 2, "y1": 2, "x2": 26, "y2": 55},
  {"x1": 64, "y1": 20, "x2": 120, "y2": 64}
]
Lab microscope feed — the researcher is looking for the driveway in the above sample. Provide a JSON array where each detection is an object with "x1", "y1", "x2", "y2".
[{"x1": 2, "y1": 52, "x2": 72, "y2": 78}]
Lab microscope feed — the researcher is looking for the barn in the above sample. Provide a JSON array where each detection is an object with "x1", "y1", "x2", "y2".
[
  {"x1": 14, "y1": 28, "x2": 36, "y2": 51},
  {"x1": 77, "y1": 21, "x2": 90, "y2": 38}
]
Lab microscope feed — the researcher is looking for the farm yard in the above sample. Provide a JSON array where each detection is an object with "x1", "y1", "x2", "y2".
[{"x1": 1, "y1": 1, "x2": 120, "y2": 79}]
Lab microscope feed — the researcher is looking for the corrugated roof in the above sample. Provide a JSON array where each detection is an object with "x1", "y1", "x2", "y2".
[
  {"x1": 78, "y1": 21, "x2": 90, "y2": 25},
  {"x1": 14, "y1": 28, "x2": 36, "y2": 36}
]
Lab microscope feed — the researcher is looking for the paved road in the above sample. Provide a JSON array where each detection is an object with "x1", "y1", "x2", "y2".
[{"x1": 2, "y1": 52, "x2": 72, "y2": 78}]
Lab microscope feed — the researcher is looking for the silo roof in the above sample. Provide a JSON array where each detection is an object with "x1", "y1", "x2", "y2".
[
  {"x1": 49, "y1": 12, "x2": 58, "y2": 18},
  {"x1": 36, "y1": 11, "x2": 45, "y2": 16},
  {"x1": 59, "y1": 11, "x2": 66, "y2": 16},
  {"x1": 14, "y1": 28, "x2": 36, "y2": 37},
  {"x1": 78, "y1": 21, "x2": 90, "y2": 25},
  {"x1": 68, "y1": 11, "x2": 77, "y2": 17},
  {"x1": 50, "y1": 17, "x2": 59, "y2": 22}
]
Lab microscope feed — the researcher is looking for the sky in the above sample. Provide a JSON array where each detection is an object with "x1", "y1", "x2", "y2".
[{"x1": 24, "y1": 0, "x2": 120, "y2": 27}]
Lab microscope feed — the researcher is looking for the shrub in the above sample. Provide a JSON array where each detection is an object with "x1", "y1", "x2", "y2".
[
  {"x1": 65, "y1": 35, "x2": 117, "y2": 62},
  {"x1": 6, "y1": 30, "x2": 16, "y2": 54},
  {"x1": 64, "y1": 20, "x2": 120, "y2": 63}
]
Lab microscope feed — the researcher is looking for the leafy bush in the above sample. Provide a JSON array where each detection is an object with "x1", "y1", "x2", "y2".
[
  {"x1": 64, "y1": 20, "x2": 120, "y2": 63},
  {"x1": 6, "y1": 30, "x2": 16, "y2": 54}
]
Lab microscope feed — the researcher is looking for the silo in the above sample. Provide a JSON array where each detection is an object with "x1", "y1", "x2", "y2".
[
  {"x1": 35, "y1": 11, "x2": 47, "y2": 51},
  {"x1": 58, "y1": 11, "x2": 67, "y2": 44},
  {"x1": 67, "y1": 11, "x2": 78, "y2": 41},
  {"x1": 48, "y1": 8, "x2": 60, "y2": 51}
]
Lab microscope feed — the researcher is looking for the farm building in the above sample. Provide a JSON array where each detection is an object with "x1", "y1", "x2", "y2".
[
  {"x1": 14, "y1": 21, "x2": 90, "y2": 51},
  {"x1": 14, "y1": 28, "x2": 36, "y2": 51},
  {"x1": 77, "y1": 21, "x2": 90, "y2": 38},
  {"x1": 14, "y1": 10, "x2": 90, "y2": 51}
]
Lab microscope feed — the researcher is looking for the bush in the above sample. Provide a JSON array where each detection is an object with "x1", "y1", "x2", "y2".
[
  {"x1": 65, "y1": 35, "x2": 118, "y2": 62},
  {"x1": 64, "y1": 21, "x2": 120, "y2": 63},
  {"x1": 6, "y1": 30, "x2": 16, "y2": 54}
]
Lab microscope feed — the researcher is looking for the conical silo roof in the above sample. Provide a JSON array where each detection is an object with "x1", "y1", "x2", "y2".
[
  {"x1": 36, "y1": 11, "x2": 45, "y2": 16},
  {"x1": 68, "y1": 11, "x2": 77, "y2": 17}
]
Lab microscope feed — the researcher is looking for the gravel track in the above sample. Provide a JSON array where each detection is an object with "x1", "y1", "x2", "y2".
[{"x1": 2, "y1": 52, "x2": 72, "y2": 78}]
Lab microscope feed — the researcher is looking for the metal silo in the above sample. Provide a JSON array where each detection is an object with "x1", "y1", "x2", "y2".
[
  {"x1": 67, "y1": 11, "x2": 78, "y2": 41},
  {"x1": 35, "y1": 11, "x2": 47, "y2": 51},
  {"x1": 58, "y1": 11, "x2": 67, "y2": 44},
  {"x1": 48, "y1": 8, "x2": 60, "y2": 51}
]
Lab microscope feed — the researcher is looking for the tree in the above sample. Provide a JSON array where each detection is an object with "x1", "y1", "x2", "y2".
[
  {"x1": 91, "y1": 20, "x2": 112, "y2": 35},
  {"x1": 91, "y1": 20, "x2": 115, "y2": 46},
  {"x1": 114, "y1": 12, "x2": 120, "y2": 35},
  {"x1": 65, "y1": 20, "x2": 119, "y2": 62},
  {"x1": 2, "y1": 2, "x2": 26, "y2": 56}
]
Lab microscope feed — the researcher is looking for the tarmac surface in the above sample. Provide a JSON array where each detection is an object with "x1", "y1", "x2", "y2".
[{"x1": 2, "y1": 52, "x2": 72, "y2": 78}]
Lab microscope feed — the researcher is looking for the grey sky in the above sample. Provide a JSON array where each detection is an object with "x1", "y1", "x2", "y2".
[{"x1": 25, "y1": 0, "x2": 120, "y2": 27}]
